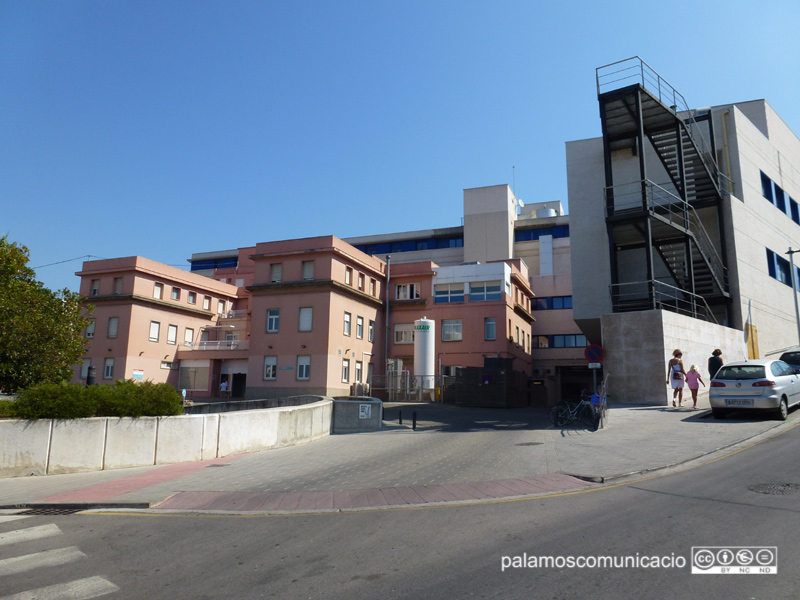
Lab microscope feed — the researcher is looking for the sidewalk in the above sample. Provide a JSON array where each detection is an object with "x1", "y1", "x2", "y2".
[{"x1": 0, "y1": 398, "x2": 794, "y2": 514}]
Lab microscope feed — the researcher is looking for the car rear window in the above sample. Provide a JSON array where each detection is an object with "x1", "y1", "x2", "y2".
[
  {"x1": 715, "y1": 366, "x2": 766, "y2": 380},
  {"x1": 780, "y1": 352, "x2": 800, "y2": 364}
]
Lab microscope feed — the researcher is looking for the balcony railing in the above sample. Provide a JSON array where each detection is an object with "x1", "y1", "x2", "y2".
[
  {"x1": 219, "y1": 309, "x2": 248, "y2": 319},
  {"x1": 184, "y1": 340, "x2": 250, "y2": 351}
]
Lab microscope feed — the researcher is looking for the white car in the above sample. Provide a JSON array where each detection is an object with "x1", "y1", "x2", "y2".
[{"x1": 709, "y1": 359, "x2": 800, "y2": 421}]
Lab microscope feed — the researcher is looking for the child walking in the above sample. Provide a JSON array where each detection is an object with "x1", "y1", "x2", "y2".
[{"x1": 685, "y1": 364, "x2": 705, "y2": 410}]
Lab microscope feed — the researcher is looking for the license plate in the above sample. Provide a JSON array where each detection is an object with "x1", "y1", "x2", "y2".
[{"x1": 726, "y1": 399, "x2": 754, "y2": 407}]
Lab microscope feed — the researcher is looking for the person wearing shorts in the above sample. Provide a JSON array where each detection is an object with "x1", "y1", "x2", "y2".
[
  {"x1": 685, "y1": 364, "x2": 705, "y2": 410},
  {"x1": 666, "y1": 349, "x2": 686, "y2": 407}
]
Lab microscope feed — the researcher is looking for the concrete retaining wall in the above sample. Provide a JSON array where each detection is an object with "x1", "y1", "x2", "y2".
[
  {"x1": 332, "y1": 397, "x2": 382, "y2": 433},
  {"x1": 0, "y1": 399, "x2": 332, "y2": 478}
]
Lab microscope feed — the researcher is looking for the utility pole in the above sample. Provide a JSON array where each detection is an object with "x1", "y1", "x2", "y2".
[{"x1": 786, "y1": 248, "x2": 800, "y2": 345}]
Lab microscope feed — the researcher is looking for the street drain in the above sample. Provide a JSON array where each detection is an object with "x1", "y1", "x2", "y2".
[
  {"x1": 19, "y1": 508, "x2": 84, "y2": 515},
  {"x1": 748, "y1": 483, "x2": 800, "y2": 496},
  {"x1": 515, "y1": 442, "x2": 543, "y2": 446}
]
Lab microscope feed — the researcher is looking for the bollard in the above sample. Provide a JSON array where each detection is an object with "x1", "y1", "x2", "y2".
[
  {"x1": 412, "y1": 411, "x2": 417, "y2": 430},
  {"x1": 382, "y1": 405, "x2": 385, "y2": 421},
  {"x1": 399, "y1": 409, "x2": 403, "y2": 425}
]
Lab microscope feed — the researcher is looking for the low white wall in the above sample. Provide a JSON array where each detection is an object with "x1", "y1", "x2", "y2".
[{"x1": 0, "y1": 399, "x2": 332, "y2": 478}]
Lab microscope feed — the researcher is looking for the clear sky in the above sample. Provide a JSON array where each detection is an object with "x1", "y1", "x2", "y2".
[{"x1": 2, "y1": 0, "x2": 799, "y2": 293}]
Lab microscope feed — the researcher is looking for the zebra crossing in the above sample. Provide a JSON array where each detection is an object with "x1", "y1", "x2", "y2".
[{"x1": 0, "y1": 511, "x2": 119, "y2": 600}]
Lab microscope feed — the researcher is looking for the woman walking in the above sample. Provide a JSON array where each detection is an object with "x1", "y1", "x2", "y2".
[
  {"x1": 666, "y1": 349, "x2": 687, "y2": 407},
  {"x1": 708, "y1": 349, "x2": 724, "y2": 379},
  {"x1": 685, "y1": 364, "x2": 705, "y2": 410}
]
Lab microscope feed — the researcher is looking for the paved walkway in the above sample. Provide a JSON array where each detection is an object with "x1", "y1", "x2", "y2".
[{"x1": 0, "y1": 396, "x2": 795, "y2": 513}]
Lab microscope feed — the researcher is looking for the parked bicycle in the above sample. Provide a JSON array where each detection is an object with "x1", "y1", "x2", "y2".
[{"x1": 549, "y1": 393, "x2": 599, "y2": 431}]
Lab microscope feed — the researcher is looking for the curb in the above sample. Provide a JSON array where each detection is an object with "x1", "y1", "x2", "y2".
[{"x1": 0, "y1": 502, "x2": 151, "y2": 511}]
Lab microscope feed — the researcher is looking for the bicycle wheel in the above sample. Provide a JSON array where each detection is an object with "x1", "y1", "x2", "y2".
[
  {"x1": 549, "y1": 405, "x2": 563, "y2": 426},
  {"x1": 550, "y1": 405, "x2": 569, "y2": 427},
  {"x1": 580, "y1": 404, "x2": 599, "y2": 430}
]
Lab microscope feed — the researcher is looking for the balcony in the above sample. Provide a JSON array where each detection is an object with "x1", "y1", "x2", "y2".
[
  {"x1": 219, "y1": 309, "x2": 248, "y2": 320},
  {"x1": 184, "y1": 340, "x2": 250, "y2": 351}
]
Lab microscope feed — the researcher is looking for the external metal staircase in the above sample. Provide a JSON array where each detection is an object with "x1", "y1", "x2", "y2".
[{"x1": 597, "y1": 57, "x2": 731, "y2": 324}]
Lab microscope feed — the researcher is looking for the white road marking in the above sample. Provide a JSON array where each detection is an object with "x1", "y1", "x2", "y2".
[
  {"x1": 0, "y1": 516, "x2": 31, "y2": 523},
  {"x1": 0, "y1": 546, "x2": 85, "y2": 576},
  {"x1": 0, "y1": 524, "x2": 62, "y2": 547},
  {"x1": 0, "y1": 575, "x2": 120, "y2": 600}
]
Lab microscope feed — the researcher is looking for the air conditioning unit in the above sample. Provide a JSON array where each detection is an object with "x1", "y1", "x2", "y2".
[
  {"x1": 532, "y1": 368, "x2": 541, "y2": 375},
  {"x1": 545, "y1": 368, "x2": 554, "y2": 375}
]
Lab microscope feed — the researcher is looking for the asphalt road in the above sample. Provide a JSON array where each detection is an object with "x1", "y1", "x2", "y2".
[{"x1": 2, "y1": 423, "x2": 799, "y2": 599}]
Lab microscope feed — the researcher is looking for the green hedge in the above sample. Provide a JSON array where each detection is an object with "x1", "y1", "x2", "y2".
[{"x1": 11, "y1": 380, "x2": 184, "y2": 420}]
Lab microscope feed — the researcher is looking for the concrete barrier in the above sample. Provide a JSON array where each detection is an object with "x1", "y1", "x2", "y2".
[
  {"x1": 156, "y1": 414, "x2": 206, "y2": 465},
  {"x1": 104, "y1": 417, "x2": 158, "y2": 470},
  {"x1": 47, "y1": 418, "x2": 106, "y2": 475},
  {"x1": 0, "y1": 420, "x2": 53, "y2": 478},
  {"x1": 332, "y1": 397, "x2": 383, "y2": 433},
  {"x1": 0, "y1": 398, "x2": 334, "y2": 478}
]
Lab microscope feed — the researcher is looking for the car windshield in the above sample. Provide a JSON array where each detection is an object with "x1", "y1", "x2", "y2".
[{"x1": 715, "y1": 365, "x2": 766, "y2": 380}]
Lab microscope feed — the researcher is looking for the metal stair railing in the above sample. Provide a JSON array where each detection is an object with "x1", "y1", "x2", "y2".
[
  {"x1": 610, "y1": 280, "x2": 718, "y2": 323},
  {"x1": 597, "y1": 57, "x2": 723, "y2": 195},
  {"x1": 605, "y1": 180, "x2": 728, "y2": 293}
]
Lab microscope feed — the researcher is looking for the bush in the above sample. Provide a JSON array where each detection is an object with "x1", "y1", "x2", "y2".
[
  {"x1": 0, "y1": 399, "x2": 16, "y2": 417},
  {"x1": 11, "y1": 380, "x2": 184, "y2": 419},
  {"x1": 14, "y1": 383, "x2": 96, "y2": 420}
]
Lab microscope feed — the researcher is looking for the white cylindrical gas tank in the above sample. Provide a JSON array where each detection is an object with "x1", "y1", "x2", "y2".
[{"x1": 413, "y1": 317, "x2": 436, "y2": 389}]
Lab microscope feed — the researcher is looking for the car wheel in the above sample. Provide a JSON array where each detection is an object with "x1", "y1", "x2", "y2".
[
  {"x1": 777, "y1": 397, "x2": 789, "y2": 421},
  {"x1": 712, "y1": 408, "x2": 726, "y2": 420}
]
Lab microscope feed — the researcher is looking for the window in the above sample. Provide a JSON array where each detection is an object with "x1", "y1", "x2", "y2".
[
  {"x1": 342, "y1": 359, "x2": 350, "y2": 382},
  {"x1": 792, "y1": 199, "x2": 800, "y2": 226},
  {"x1": 161, "y1": 361, "x2": 179, "y2": 370},
  {"x1": 270, "y1": 263, "x2": 282, "y2": 283},
  {"x1": 297, "y1": 356, "x2": 311, "y2": 380},
  {"x1": 81, "y1": 359, "x2": 91, "y2": 379},
  {"x1": 188, "y1": 291, "x2": 196, "y2": 304},
  {"x1": 264, "y1": 356, "x2": 277, "y2": 380},
  {"x1": 356, "y1": 316, "x2": 364, "y2": 339},
  {"x1": 167, "y1": 324, "x2": 178, "y2": 345},
  {"x1": 203, "y1": 296, "x2": 211, "y2": 310},
  {"x1": 533, "y1": 335, "x2": 550, "y2": 348},
  {"x1": 370, "y1": 278, "x2": 376, "y2": 296},
  {"x1": 442, "y1": 320, "x2": 463, "y2": 342},
  {"x1": 154, "y1": 283, "x2": 163, "y2": 299},
  {"x1": 149, "y1": 321, "x2": 160, "y2": 342},
  {"x1": 368, "y1": 320, "x2": 375, "y2": 342},
  {"x1": 344, "y1": 312, "x2": 352, "y2": 335},
  {"x1": 218, "y1": 300, "x2": 226, "y2": 314},
  {"x1": 767, "y1": 248, "x2": 793, "y2": 286},
  {"x1": 434, "y1": 283, "x2": 465, "y2": 304},
  {"x1": 267, "y1": 309, "x2": 280, "y2": 333},
  {"x1": 516, "y1": 326, "x2": 520, "y2": 345},
  {"x1": 103, "y1": 358, "x2": 114, "y2": 379},
  {"x1": 85, "y1": 319, "x2": 95, "y2": 338},
  {"x1": 358, "y1": 273, "x2": 364, "y2": 290},
  {"x1": 394, "y1": 324, "x2": 415, "y2": 344},
  {"x1": 171, "y1": 287, "x2": 181, "y2": 300},
  {"x1": 235, "y1": 278, "x2": 244, "y2": 287},
  {"x1": 91, "y1": 279, "x2": 100, "y2": 296},
  {"x1": 552, "y1": 334, "x2": 587, "y2": 348},
  {"x1": 355, "y1": 361, "x2": 363, "y2": 383},
  {"x1": 299, "y1": 307, "x2": 313, "y2": 332},
  {"x1": 107, "y1": 317, "x2": 119, "y2": 339},
  {"x1": 345, "y1": 267, "x2": 353, "y2": 285},
  {"x1": 302, "y1": 260, "x2": 314, "y2": 280},
  {"x1": 485, "y1": 318, "x2": 496, "y2": 340},
  {"x1": 469, "y1": 282, "x2": 502, "y2": 301},
  {"x1": 184, "y1": 328, "x2": 194, "y2": 347},
  {"x1": 396, "y1": 283, "x2": 420, "y2": 300},
  {"x1": 113, "y1": 277, "x2": 122, "y2": 295},
  {"x1": 533, "y1": 296, "x2": 573, "y2": 310},
  {"x1": 761, "y1": 171, "x2": 774, "y2": 202}
]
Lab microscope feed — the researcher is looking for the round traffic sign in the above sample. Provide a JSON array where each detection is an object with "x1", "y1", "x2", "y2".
[{"x1": 585, "y1": 344, "x2": 603, "y2": 362}]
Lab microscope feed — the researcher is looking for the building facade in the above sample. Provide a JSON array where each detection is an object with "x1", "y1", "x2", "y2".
[{"x1": 568, "y1": 57, "x2": 800, "y2": 404}]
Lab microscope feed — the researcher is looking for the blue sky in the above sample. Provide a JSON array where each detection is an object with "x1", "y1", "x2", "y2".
[{"x1": 3, "y1": 0, "x2": 799, "y2": 292}]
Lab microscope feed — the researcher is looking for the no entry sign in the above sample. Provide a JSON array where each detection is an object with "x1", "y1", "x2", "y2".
[{"x1": 584, "y1": 344, "x2": 603, "y2": 362}]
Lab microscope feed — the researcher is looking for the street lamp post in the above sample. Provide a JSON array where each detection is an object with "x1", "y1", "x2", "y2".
[{"x1": 786, "y1": 248, "x2": 800, "y2": 345}]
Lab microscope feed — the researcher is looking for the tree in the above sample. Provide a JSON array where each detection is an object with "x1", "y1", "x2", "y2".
[{"x1": 0, "y1": 236, "x2": 92, "y2": 393}]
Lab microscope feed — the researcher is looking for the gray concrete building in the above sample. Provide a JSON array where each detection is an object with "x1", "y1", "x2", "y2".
[{"x1": 567, "y1": 57, "x2": 800, "y2": 405}]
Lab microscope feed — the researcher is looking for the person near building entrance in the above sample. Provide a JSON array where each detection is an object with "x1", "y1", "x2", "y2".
[
  {"x1": 685, "y1": 364, "x2": 705, "y2": 410},
  {"x1": 666, "y1": 349, "x2": 686, "y2": 407},
  {"x1": 708, "y1": 349, "x2": 724, "y2": 379},
  {"x1": 220, "y1": 379, "x2": 229, "y2": 399}
]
